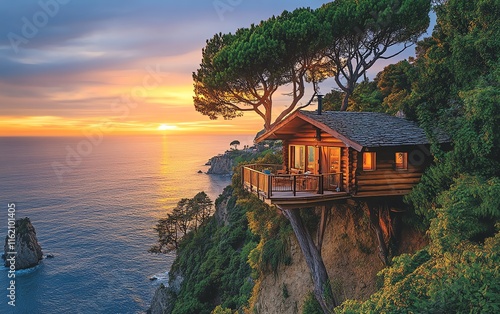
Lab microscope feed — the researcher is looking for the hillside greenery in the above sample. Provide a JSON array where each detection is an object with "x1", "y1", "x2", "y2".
[
  {"x1": 157, "y1": 151, "x2": 288, "y2": 314},
  {"x1": 334, "y1": 0, "x2": 500, "y2": 312},
  {"x1": 156, "y1": 0, "x2": 499, "y2": 313}
]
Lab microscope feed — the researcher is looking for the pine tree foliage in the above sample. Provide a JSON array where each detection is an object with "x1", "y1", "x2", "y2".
[{"x1": 150, "y1": 192, "x2": 214, "y2": 253}]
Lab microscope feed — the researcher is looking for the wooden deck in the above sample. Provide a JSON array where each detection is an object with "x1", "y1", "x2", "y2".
[
  {"x1": 259, "y1": 190, "x2": 350, "y2": 208},
  {"x1": 242, "y1": 164, "x2": 349, "y2": 209}
]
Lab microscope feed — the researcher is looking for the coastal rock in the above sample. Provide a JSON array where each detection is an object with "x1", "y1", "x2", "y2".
[
  {"x1": 207, "y1": 155, "x2": 233, "y2": 175},
  {"x1": 214, "y1": 186, "x2": 233, "y2": 226},
  {"x1": 3, "y1": 217, "x2": 43, "y2": 270},
  {"x1": 147, "y1": 271, "x2": 183, "y2": 314},
  {"x1": 147, "y1": 284, "x2": 173, "y2": 314}
]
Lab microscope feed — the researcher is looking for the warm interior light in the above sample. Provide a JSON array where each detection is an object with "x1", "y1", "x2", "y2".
[{"x1": 363, "y1": 152, "x2": 376, "y2": 171}]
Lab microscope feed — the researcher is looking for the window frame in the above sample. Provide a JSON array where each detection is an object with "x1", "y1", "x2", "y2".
[
  {"x1": 289, "y1": 145, "x2": 305, "y2": 171},
  {"x1": 395, "y1": 152, "x2": 408, "y2": 170},
  {"x1": 362, "y1": 152, "x2": 376, "y2": 171}
]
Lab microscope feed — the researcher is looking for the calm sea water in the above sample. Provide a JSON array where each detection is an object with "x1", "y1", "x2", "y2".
[{"x1": 0, "y1": 134, "x2": 254, "y2": 314}]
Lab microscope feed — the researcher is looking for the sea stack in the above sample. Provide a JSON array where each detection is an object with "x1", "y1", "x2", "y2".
[{"x1": 3, "y1": 217, "x2": 43, "y2": 270}]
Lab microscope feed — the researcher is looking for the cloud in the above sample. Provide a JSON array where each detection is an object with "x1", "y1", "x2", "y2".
[{"x1": 5, "y1": 0, "x2": 425, "y2": 135}]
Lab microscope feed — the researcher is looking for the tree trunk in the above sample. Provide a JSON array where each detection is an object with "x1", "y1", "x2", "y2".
[
  {"x1": 340, "y1": 92, "x2": 349, "y2": 111},
  {"x1": 281, "y1": 207, "x2": 337, "y2": 313},
  {"x1": 367, "y1": 203, "x2": 389, "y2": 266},
  {"x1": 316, "y1": 206, "x2": 331, "y2": 254}
]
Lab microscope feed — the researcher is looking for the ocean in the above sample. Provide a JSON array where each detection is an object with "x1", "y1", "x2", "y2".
[{"x1": 0, "y1": 134, "x2": 254, "y2": 314}]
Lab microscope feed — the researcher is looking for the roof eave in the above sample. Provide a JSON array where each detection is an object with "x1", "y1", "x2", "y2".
[
  {"x1": 297, "y1": 113, "x2": 364, "y2": 152},
  {"x1": 254, "y1": 110, "x2": 303, "y2": 143},
  {"x1": 255, "y1": 111, "x2": 364, "y2": 152}
]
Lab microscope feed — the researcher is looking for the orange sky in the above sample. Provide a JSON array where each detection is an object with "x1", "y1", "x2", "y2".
[
  {"x1": 0, "y1": 50, "x2": 265, "y2": 136},
  {"x1": 0, "y1": 1, "x2": 427, "y2": 137},
  {"x1": 1, "y1": 1, "x2": 326, "y2": 137}
]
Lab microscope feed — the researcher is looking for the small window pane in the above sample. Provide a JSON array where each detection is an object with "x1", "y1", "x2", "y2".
[
  {"x1": 290, "y1": 145, "x2": 305, "y2": 170},
  {"x1": 363, "y1": 152, "x2": 376, "y2": 171},
  {"x1": 395, "y1": 152, "x2": 408, "y2": 170},
  {"x1": 307, "y1": 146, "x2": 315, "y2": 173}
]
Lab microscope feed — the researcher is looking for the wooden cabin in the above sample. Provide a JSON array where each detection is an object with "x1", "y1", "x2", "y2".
[{"x1": 242, "y1": 110, "x2": 449, "y2": 208}]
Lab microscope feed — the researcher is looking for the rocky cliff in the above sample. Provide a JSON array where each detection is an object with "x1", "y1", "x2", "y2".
[
  {"x1": 252, "y1": 203, "x2": 427, "y2": 313},
  {"x1": 206, "y1": 155, "x2": 233, "y2": 175},
  {"x1": 147, "y1": 186, "x2": 427, "y2": 313},
  {"x1": 3, "y1": 217, "x2": 43, "y2": 270}
]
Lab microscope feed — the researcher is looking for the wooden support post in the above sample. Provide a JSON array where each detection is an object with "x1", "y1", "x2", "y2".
[
  {"x1": 249, "y1": 169, "x2": 253, "y2": 192},
  {"x1": 267, "y1": 175, "x2": 272, "y2": 198},
  {"x1": 293, "y1": 175, "x2": 297, "y2": 196},
  {"x1": 256, "y1": 171, "x2": 260, "y2": 194},
  {"x1": 317, "y1": 175, "x2": 324, "y2": 194}
]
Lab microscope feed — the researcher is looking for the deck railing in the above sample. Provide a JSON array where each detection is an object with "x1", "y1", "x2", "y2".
[{"x1": 242, "y1": 164, "x2": 343, "y2": 198}]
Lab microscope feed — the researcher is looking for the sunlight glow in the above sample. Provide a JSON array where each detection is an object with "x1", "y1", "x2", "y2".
[{"x1": 158, "y1": 124, "x2": 177, "y2": 131}]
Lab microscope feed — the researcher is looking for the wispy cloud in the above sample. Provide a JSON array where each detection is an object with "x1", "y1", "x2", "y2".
[{"x1": 1, "y1": 0, "x2": 420, "y2": 136}]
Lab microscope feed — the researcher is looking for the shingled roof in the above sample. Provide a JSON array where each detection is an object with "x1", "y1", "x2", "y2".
[{"x1": 257, "y1": 110, "x2": 450, "y2": 151}]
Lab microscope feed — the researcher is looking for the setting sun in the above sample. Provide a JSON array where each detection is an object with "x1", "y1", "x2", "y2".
[{"x1": 158, "y1": 124, "x2": 177, "y2": 131}]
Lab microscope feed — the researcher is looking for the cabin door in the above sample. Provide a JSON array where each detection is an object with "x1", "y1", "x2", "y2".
[{"x1": 327, "y1": 147, "x2": 341, "y2": 190}]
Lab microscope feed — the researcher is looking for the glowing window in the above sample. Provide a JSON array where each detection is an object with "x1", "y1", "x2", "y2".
[
  {"x1": 290, "y1": 145, "x2": 305, "y2": 170},
  {"x1": 307, "y1": 146, "x2": 316, "y2": 173},
  {"x1": 395, "y1": 152, "x2": 408, "y2": 170},
  {"x1": 363, "y1": 152, "x2": 376, "y2": 171}
]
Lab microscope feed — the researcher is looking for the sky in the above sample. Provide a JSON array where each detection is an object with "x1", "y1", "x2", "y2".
[{"x1": 0, "y1": 0, "x2": 433, "y2": 137}]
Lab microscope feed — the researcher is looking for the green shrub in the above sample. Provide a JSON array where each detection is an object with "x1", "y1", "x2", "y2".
[{"x1": 302, "y1": 292, "x2": 323, "y2": 314}]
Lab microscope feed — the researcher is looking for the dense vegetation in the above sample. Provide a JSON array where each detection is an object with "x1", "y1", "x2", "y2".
[
  {"x1": 153, "y1": 151, "x2": 287, "y2": 314},
  {"x1": 193, "y1": 0, "x2": 430, "y2": 129},
  {"x1": 156, "y1": 0, "x2": 499, "y2": 313},
  {"x1": 166, "y1": 187, "x2": 256, "y2": 313},
  {"x1": 150, "y1": 192, "x2": 214, "y2": 253},
  {"x1": 332, "y1": 0, "x2": 500, "y2": 312}
]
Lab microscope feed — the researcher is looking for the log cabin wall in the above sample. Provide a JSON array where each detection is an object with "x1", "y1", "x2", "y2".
[
  {"x1": 286, "y1": 127, "x2": 346, "y2": 171},
  {"x1": 341, "y1": 147, "x2": 350, "y2": 192},
  {"x1": 354, "y1": 145, "x2": 431, "y2": 197},
  {"x1": 282, "y1": 139, "x2": 289, "y2": 172},
  {"x1": 348, "y1": 149, "x2": 358, "y2": 193}
]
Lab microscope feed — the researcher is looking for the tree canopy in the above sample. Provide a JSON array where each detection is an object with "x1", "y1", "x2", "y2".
[
  {"x1": 338, "y1": 0, "x2": 500, "y2": 311},
  {"x1": 318, "y1": 0, "x2": 431, "y2": 110},
  {"x1": 193, "y1": 8, "x2": 326, "y2": 130},
  {"x1": 150, "y1": 191, "x2": 214, "y2": 253},
  {"x1": 193, "y1": 1, "x2": 431, "y2": 129},
  {"x1": 229, "y1": 140, "x2": 240, "y2": 150}
]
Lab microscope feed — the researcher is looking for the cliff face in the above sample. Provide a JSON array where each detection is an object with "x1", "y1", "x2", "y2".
[
  {"x1": 253, "y1": 204, "x2": 427, "y2": 313},
  {"x1": 147, "y1": 184, "x2": 427, "y2": 313},
  {"x1": 147, "y1": 284, "x2": 172, "y2": 314},
  {"x1": 207, "y1": 155, "x2": 233, "y2": 175},
  {"x1": 3, "y1": 217, "x2": 43, "y2": 270}
]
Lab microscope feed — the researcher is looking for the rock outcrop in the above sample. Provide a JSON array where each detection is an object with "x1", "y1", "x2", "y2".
[
  {"x1": 147, "y1": 284, "x2": 173, "y2": 314},
  {"x1": 3, "y1": 217, "x2": 43, "y2": 270},
  {"x1": 252, "y1": 203, "x2": 427, "y2": 313},
  {"x1": 147, "y1": 272, "x2": 184, "y2": 314},
  {"x1": 207, "y1": 155, "x2": 233, "y2": 175}
]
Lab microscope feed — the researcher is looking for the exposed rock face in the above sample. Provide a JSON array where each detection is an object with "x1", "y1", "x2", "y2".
[
  {"x1": 147, "y1": 284, "x2": 173, "y2": 314},
  {"x1": 214, "y1": 187, "x2": 233, "y2": 226},
  {"x1": 3, "y1": 217, "x2": 43, "y2": 270},
  {"x1": 147, "y1": 271, "x2": 184, "y2": 314},
  {"x1": 207, "y1": 155, "x2": 233, "y2": 175},
  {"x1": 253, "y1": 203, "x2": 427, "y2": 313}
]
